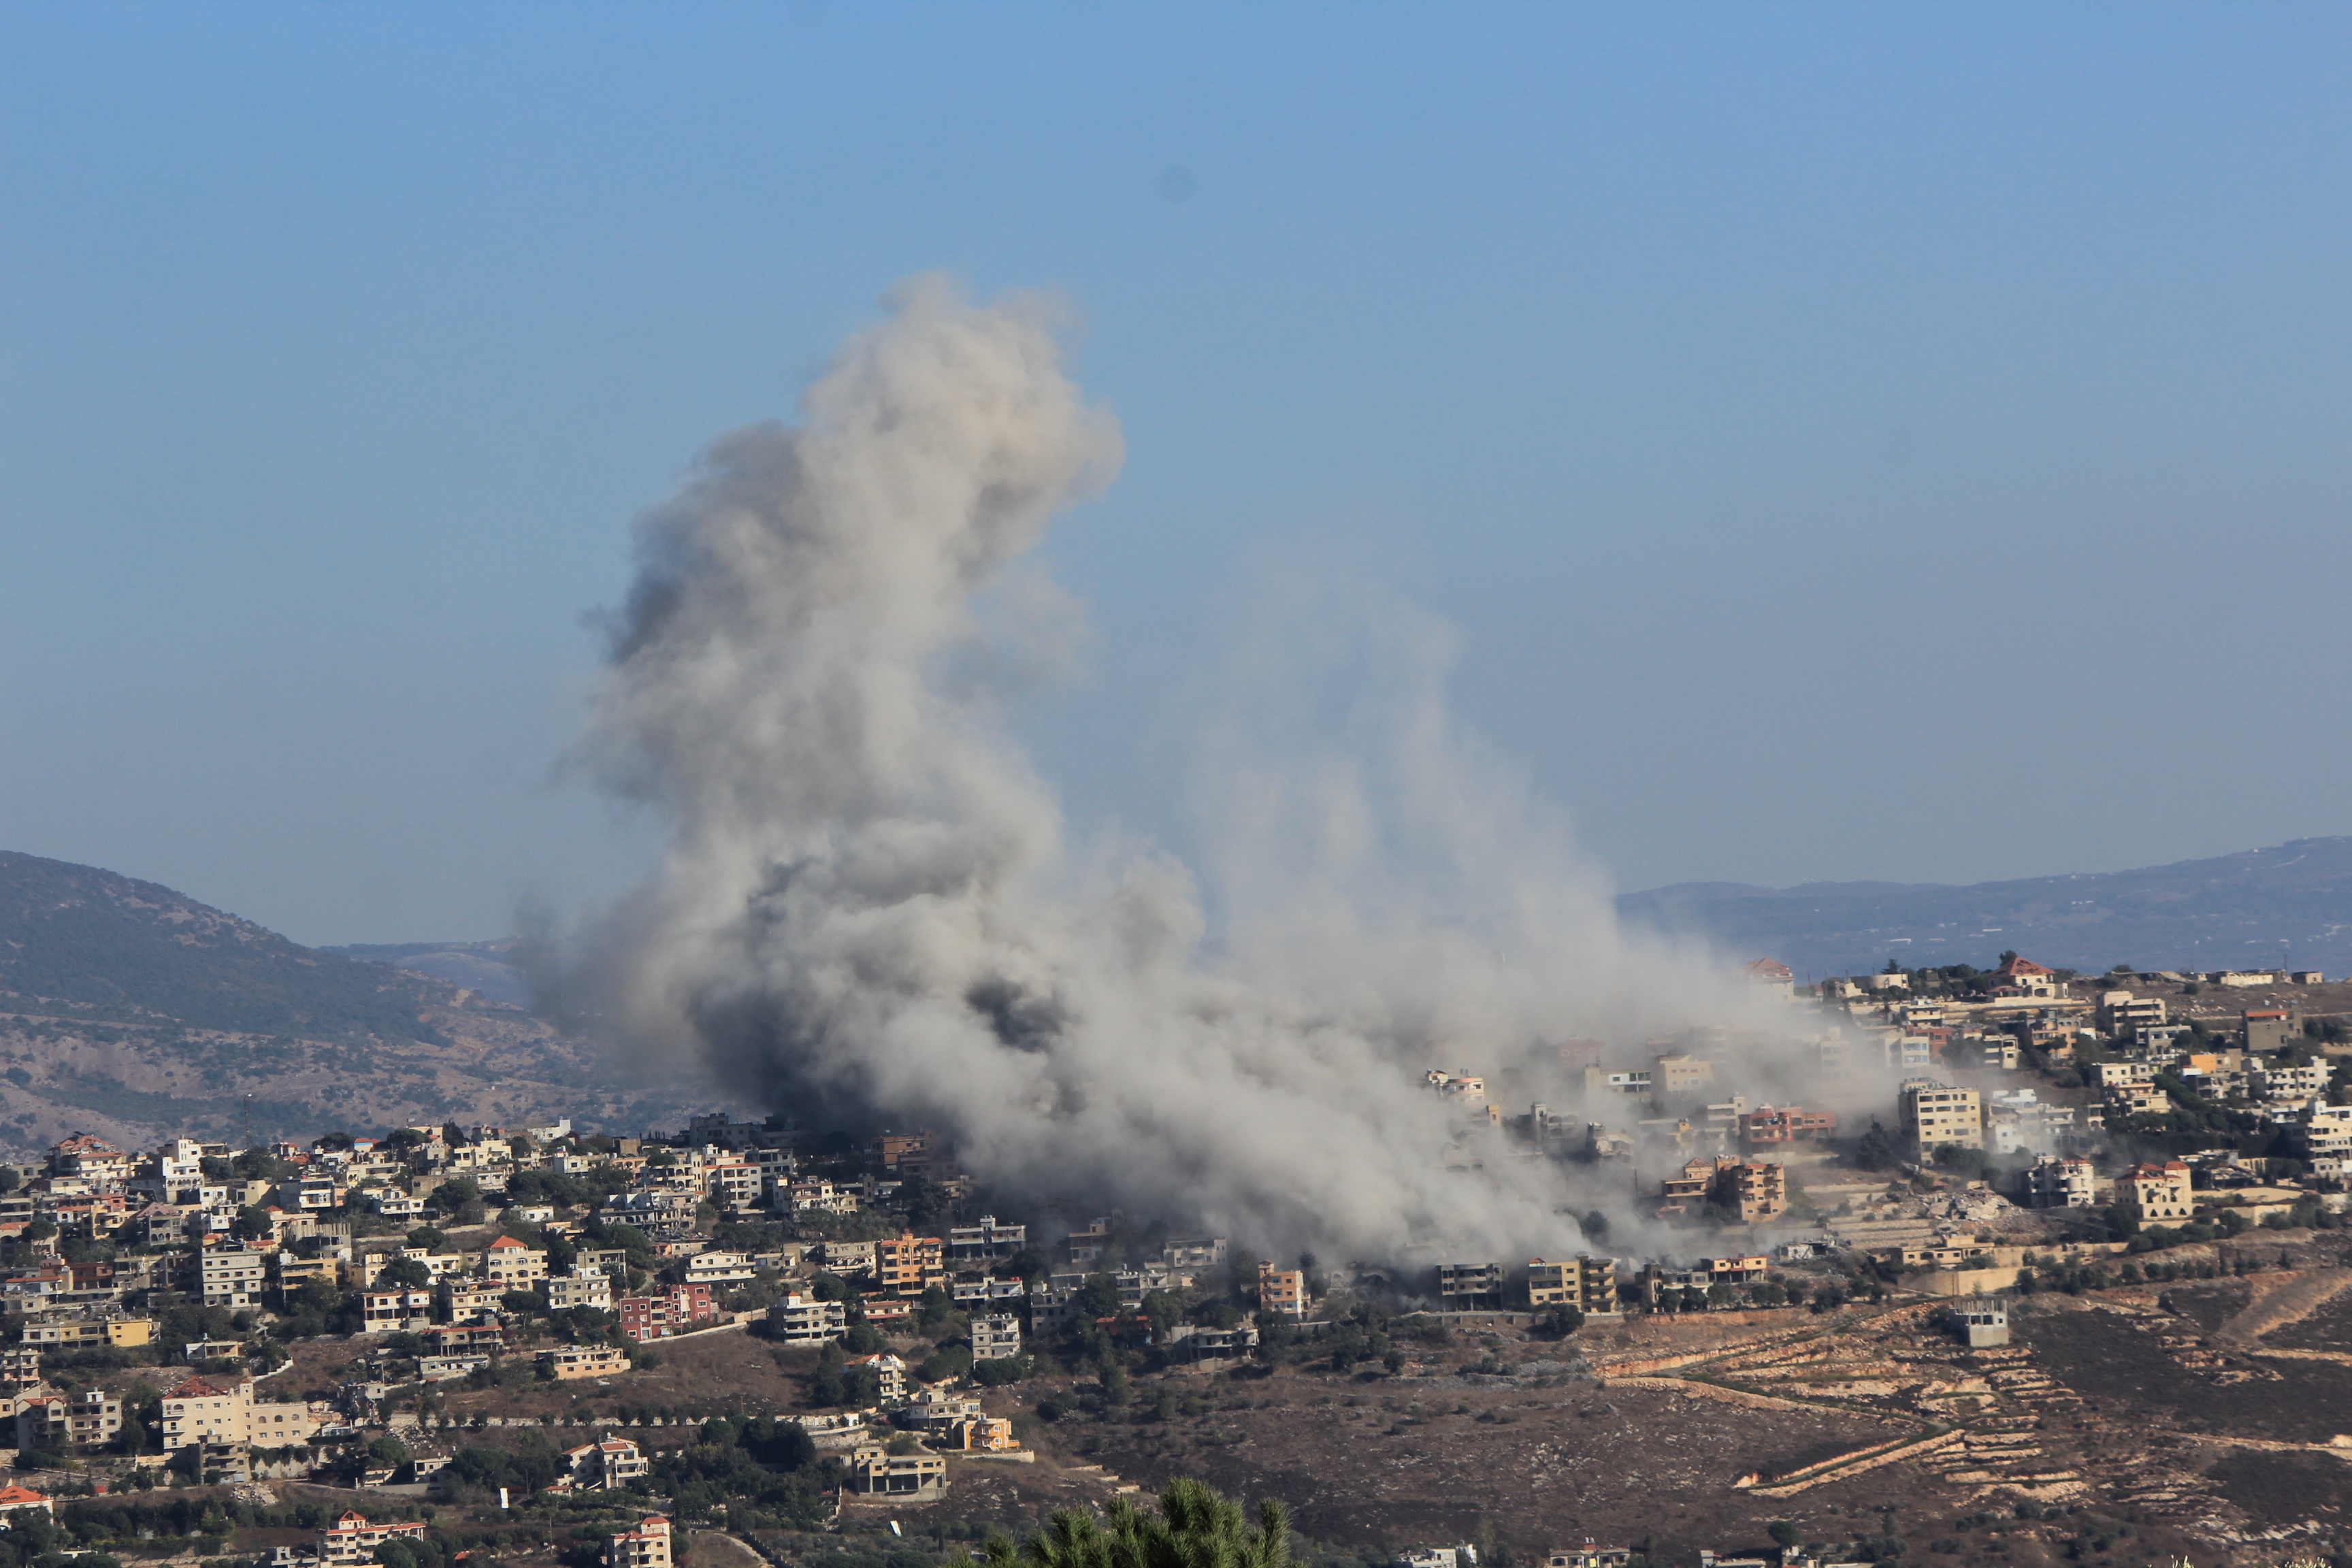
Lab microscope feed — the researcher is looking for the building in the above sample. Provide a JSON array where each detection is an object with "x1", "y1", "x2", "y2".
[
  {"x1": 948, "y1": 1215, "x2": 1028, "y2": 1263},
  {"x1": 1651, "y1": 1054, "x2": 1716, "y2": 1096},
  {"x1": 1899, "y1": 1081, "x2": 1983, "y2": 1154},
  {"x1": 845, "y1": 1443, "x2": 947, "y2": 1496},
  {"x1": 1258, "y1": 1264, "x2": 1307, "y2": 1320},
  {"x1": 482, "y1": 1236, "x2": 551, "y2": 1287},
  {"x1": 874, "y1": 1233, "x2": 947, "y2": 1297},
  {"x1": 681, "y1": 1251, "x2": 757, "y2": 1290},
  {"x1": 2251, "y1": 1061, "x2": 2328, "y2": 1101},
  {"x1": 2120, "y1": 1160, "x2": 2194, "y2": 1223},
  {"x1": 161, "y1": 1376, "x2": 252, "y2": 1452},
  {"x1": 1993, "y1": 954, "x2": 2061, "y2": 997},
  {"x1": 970, "y1": 1313, "x2": 1023, "y2": 1360},
  {"x1": 546, "y1": 1271, "x2": 617, "y2": 1312},
  {"x1": 1659, "y1": 1157, "x2": 1787, "y2": 1224},
  {"x1": 16, "y1": 1389, "x2": 122, "y2": 1452},
  {"x1": 361, "y1": 1290, "x2": 435, "y2": 1334},
  {"x1": 2097, "y1": 991, "x2": 2168, "y2": 1036},
  {"x1": 21, "y1": 1317, "x2": 153, "y2": 1350},
  {"x1": 1525, "y1": 1256, "x2": 1618, "y2": 1316},
  {"x1": 617, "y1": 1283, "x2": 717, "y2": 1341},
  {"x1": 767, "y1": 1293, "x2": 849, "y2": 1347},
  {"x1": 1741, "y1": 1106, "x2": 1837, "y2": 1149},
  {"x1": 0, "y1": 1488, "x2": 52, "y2": 1521},
  {"x1": 1437, "y1": 1262, "x2": 1504, "y2": 1310},
  {"x1": 564, "y1": 1437, "x2": 651, "y2": 1490},
  {"x1": 539, "y1": 1344, "x2": 631, "y2": 1381},
  {"x1": 2244, "y1": 1009, "x2": 2297, "y2": 1054},
  {"x1": 322, "y1": 1513, "x2": 431, "y2": 1565},
  {"x1": 1955, "y1": 1298, "x2": 2010, "y2": 1349},
  {"x1": 2023, "y1": 1154, "x2": 2100, "y2": 1209},
  {"x1": 197, "y1": 1247, "x2": 268, "y2": 1309},
  {"x1": 1740, "y1": 958, "x2": 1795, "y2": 999}
]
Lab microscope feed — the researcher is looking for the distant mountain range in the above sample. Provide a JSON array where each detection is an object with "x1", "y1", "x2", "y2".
[
  {"x1": 0, "y1": 851, "x2": 738, "y2": 1160},
  {"x1": 1619, "y1": 836, "x2": 2352, "y2": 980}
]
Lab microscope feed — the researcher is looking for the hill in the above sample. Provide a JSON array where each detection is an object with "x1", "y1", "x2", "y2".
[
  {"x1": 0, "y1": 851, "x2": 731, "y2": 1160},
  {"x1": 1620, "y1": 835, "x2": 2352, "y2": 979}
]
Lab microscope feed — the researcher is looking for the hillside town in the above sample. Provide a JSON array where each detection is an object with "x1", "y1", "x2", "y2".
[{"x1": 0, "y1": 956, "x2": 2347, "y2": 1567}]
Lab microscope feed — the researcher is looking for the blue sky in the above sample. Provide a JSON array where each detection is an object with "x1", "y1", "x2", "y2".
[{"x1": 3, "y1": 3, "x2": 2349, "y2": 945}]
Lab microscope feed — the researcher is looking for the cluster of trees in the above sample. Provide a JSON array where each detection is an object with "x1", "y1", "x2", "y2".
[
  {"x1": 981, "y1": 1477, "x2": 1290, "y2": 1568},
  {"x1": 651, "y1": 1416, "x2": 830, "y2": 1528}
]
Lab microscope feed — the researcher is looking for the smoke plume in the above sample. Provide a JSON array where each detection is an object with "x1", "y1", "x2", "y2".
[{"x1": 577, "y1": 276, "x2": 1788, "y2": 1267}]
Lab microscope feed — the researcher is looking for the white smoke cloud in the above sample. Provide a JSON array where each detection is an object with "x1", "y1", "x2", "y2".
[{"x1": 574, "y1": 275, "x2": 1801, "y2": 1268}]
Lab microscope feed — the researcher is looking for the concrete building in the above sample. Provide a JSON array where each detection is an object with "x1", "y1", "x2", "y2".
[
  {"x1": 845, "y1": 1443, "x2": 947, "y2": 1497},
  {"x1": 15, "y1": 1389, "x2": 122, "y2": 1452},
  {"x1": 767, "y1": 1294, "x2": 849, "y2": 1346},
  {"x1": 1437, "y1": 1262, "x2": 1504, "y2": 1311},
  {"x1": 2023, "y1": 1154, "x2": 2100, "y2": 1209},
  {"x1": 2120, "y1": 1160, "x2": 2194, "y2": 1223},
  {"x1": 2243, "y1": 1009, "x2": 2297, "y2": 1054},
  {"x1": 161, "y1": 1375, "x2": 252, "y2": 1452},
  {"x1": 1258, "y1": 1264, "x2": 1307, "y2": 1320},
  {"x1": 197, "y1": 1247, "x2": 267, "y2": 1309},
  {"x1": 1955, "y1": 1298, "x2": 2010, "y2": 1349},
  {"x1": 1741, "y1": 1106, "x2": 1837, "y2": 1149},
  {"x1": 540, "y1": 1344, "x2": 632, "y2": 1380},
  {"x1": 546, "y1": 1271, "x2": 616, "y2": 1312},
  {"x1": 607, "y1": 1515, "x2": 673, "y2": 1568},
  {"x1": 1525, "y1": 1256, "x2": 1618, "y2": 1316},
  {"x1": 1659, "y1": 1156, "x2": 1788, "y2": 1223},
  {"x1": 481, "y1": 1236, "x2": 551, "y2": 1287},
  {"x1": 970, "y1": 1313, "x2": 1022, "y2": 1360},
  {"x1": 564, "y1": 1437, "x2": 651, "y2": 1490},
  {"x1": 1899, "y1": 1081, "x2": 1983, "y2": 1154}
]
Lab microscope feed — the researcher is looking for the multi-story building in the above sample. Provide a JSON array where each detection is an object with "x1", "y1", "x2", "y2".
[
  {"x1": 2023, "y1": 1154, "x2": 2100, "y2": 1209},
  {"x1": 947, "y1": 1215, "x2": 1028, "y2": 1264},
  {"x1": 844, "y1": 1444, "x2": 946, "y2": 1497},
  {"x1": 539, "y1": 1344, "x2": 631, "y2": 1380},
  {"x1": 1651, "y1": 1054, "x2": 1716, "y2": 1096},
  {"x1": 161, "y1": 1375, "x2": 252, "y2": 1452},
  {"x1": 1899, "y1": 1081, "x2": 1983, "y2": 1154},
  {"x1": 874, "y1": 1233, "x2": 947, "y2": 1298},
  {"x1": 15, "y1": 1390, "x2": 121, "y2": 1452},
  {"x1": 607, "y1": 1515, "x2": 673, "y2": 1568},
  {"x1": 970, "y1": 1313, "x2": 1023, "y2": 1360},
  {"x1": 681, "y1": 1251, "x2": 756, "y2": 1291},
  {"x1": 2252, "y1": 1061, "x2": 2328, "y2": 1101},
  {"x1": 616, "y1": 1283, "x2": 717, "y2": 1341},
  {"x1": 1525, "y1": 1256, "x2": 1618, "y2": 1316},
  {"x1": 1436, "y1": 1262, "x2": 1504, "y2": 1310},
  {"x1": 2097, "y1": 991, "x2": 2168, "y2": 1036},
  {"x1": 563, "y1": 1436, "x2": 651, "y2": 1490},
  {"x1": 482, "y1": 1237, "x2": 551, "y2": 1287},
  {"x1": 361, "y1": 1290, "x2": 434, "y2": 1334},
  {"x1": 1659, "y1": 1156, "x2": 1787, "y2": 1223},
  {"x1": 1740, "y1": 1106, "x2": 1837, "y2": 1148},
  {"x1": 766, "y1": 1293, "x2": 849, "y2": 1347},
  {"x1": 1258, "y1": 1264, "x2": 1307, "y2": 1320},
  {"x1": 197, "y1": 1247, "x2": 267, "y2": 1309},
  {"x1": 2120, "y1": 1160, "x2": 2194, "y2": 1223},
  {"x1": 546, "y1": 1272, "x2": 616, "y2": 1312},
  {"x1": 322, "y1": 1513, "x2": 431, "y2": 1566},
  {"x1": 845, "y1": 1352, "x2": 906, "y2": 1403}
]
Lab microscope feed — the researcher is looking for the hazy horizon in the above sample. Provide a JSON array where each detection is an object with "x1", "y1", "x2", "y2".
[{"x1": 5, "y1": 4, "x2": 2349, "y2": 947}]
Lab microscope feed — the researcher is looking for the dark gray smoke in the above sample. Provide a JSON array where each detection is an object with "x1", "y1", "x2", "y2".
[{"x1": 574, "y1": 276, "x2": 1787, "y2": 1264}]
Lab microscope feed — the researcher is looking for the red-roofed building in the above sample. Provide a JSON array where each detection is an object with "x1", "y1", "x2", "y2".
[
  {"x1": 1993, "y1": 954, "x2": 2060, "y2": 998},
  {"x1": 322, "y1": 1511, "x2": 429, "y2": 1564},
  {"x1": 1741, "y1": 958, "x2": 1795, "y2": 1000},
  {"x1": 0, "y1": 1486, "x2": 53, "y2": 1519}
]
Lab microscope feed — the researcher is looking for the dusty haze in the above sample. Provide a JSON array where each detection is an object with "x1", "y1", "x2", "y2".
[{"x1": 574, "y1": 277, "x2": 1838, "y2": 1267}]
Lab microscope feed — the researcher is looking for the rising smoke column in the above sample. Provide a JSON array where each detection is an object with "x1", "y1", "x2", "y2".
[{"x1": 578, "y1": 276, "x2": 1751, "y2": 1264}]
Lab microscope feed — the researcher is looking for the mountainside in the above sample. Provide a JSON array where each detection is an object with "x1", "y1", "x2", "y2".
[
  {"x1": 1620, "y1": 836, "x2": 2352, "y2": 979},
  {"x1": 0, "y1": 851, "x2": 735, "y2": 1160}
]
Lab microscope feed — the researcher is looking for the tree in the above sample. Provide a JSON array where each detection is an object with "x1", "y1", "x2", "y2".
[
  {"x1": 231, "y1": 1206, "x2": 274, "y2": 1243},
  {"x1": 990, "y1": 1476, "x2": 1290, "y2": 1568},
  {"x1": 379, "y1": 1257, "x2": 433, "y2": 1290},
  {"x1": 1853, "y1": 1124, "x2": 1898, "y2": 1173}
]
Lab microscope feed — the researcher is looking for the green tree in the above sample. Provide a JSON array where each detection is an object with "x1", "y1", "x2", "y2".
[{"x1": 989, "y1": 1476, "x2": 1289, "y2": 1568}]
